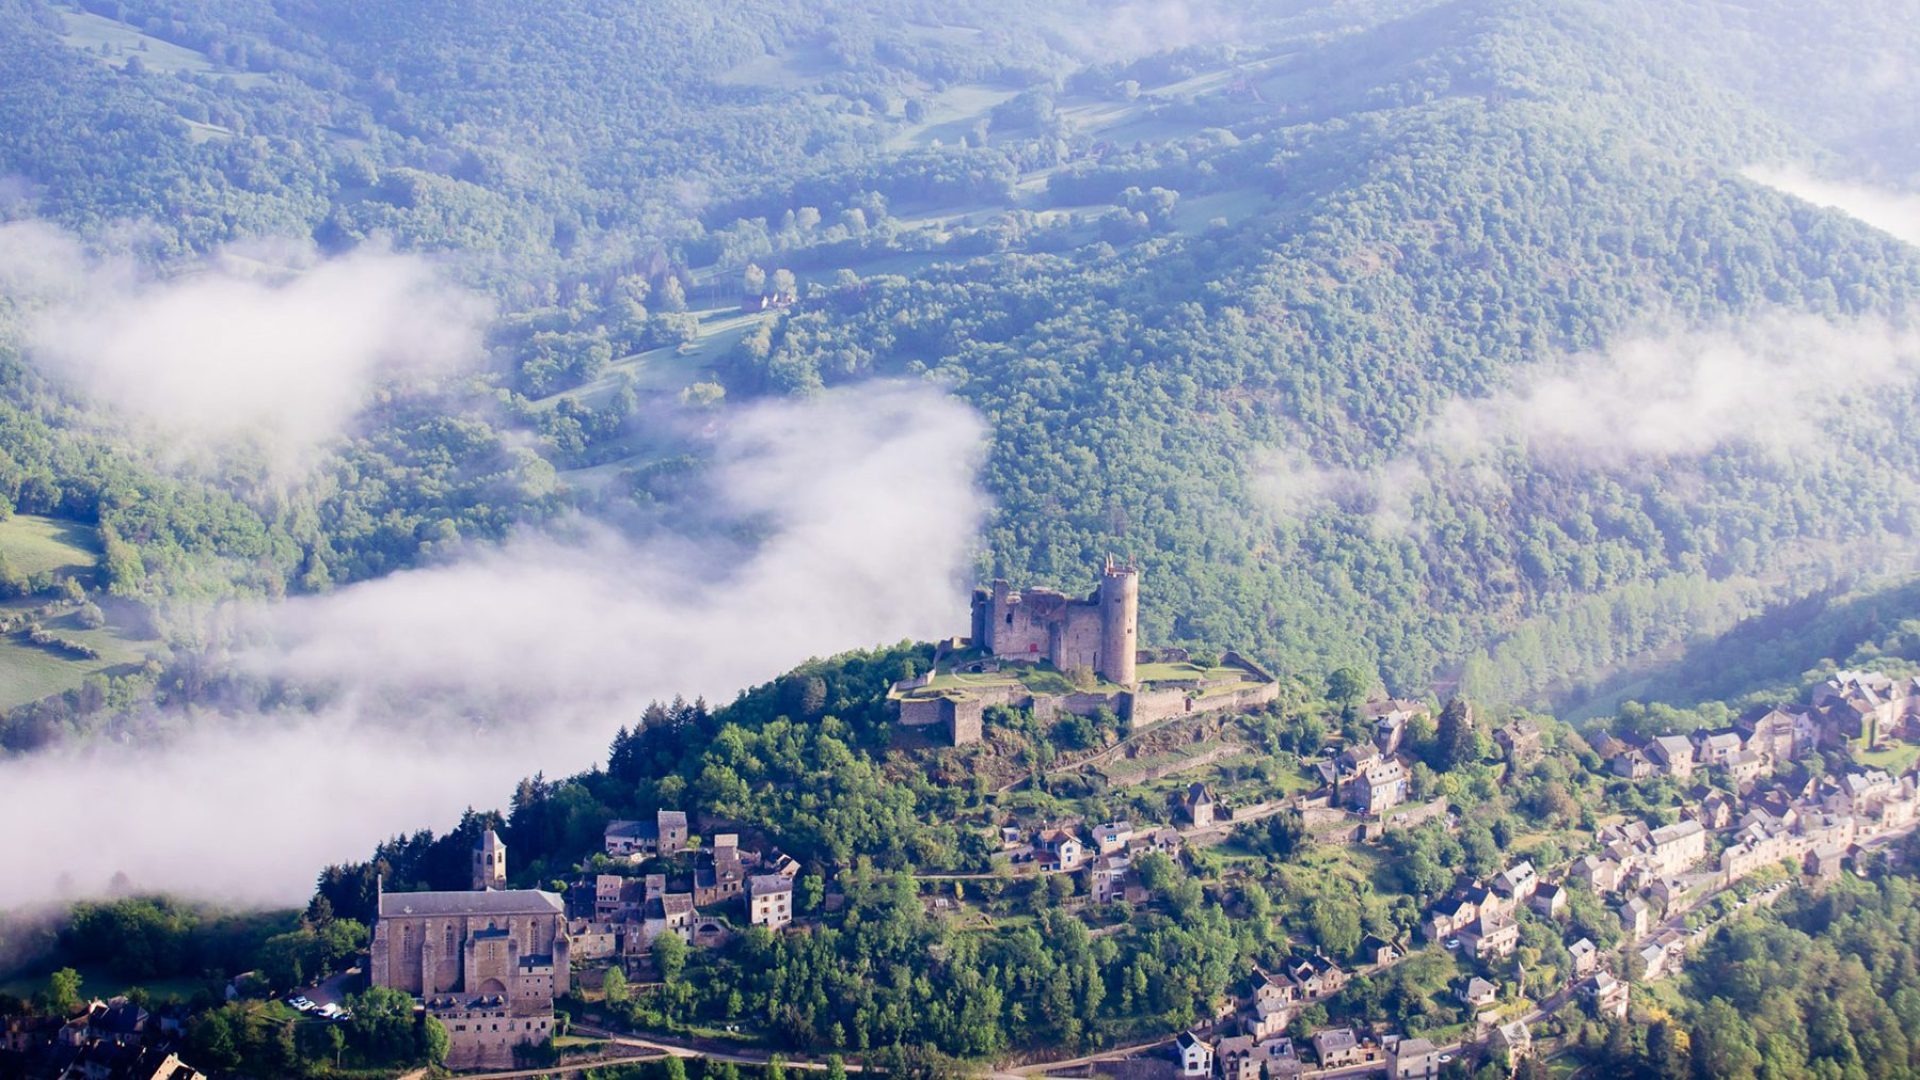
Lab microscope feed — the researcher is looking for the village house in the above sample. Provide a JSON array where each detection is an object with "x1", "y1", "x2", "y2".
[
  {"x1": 1176, "y1": 1030, "x2": 1214, "y2": 1077},
  {"x1": 1340, "y1": 740, "x2": 1383, "y2": 773},
  {"x1": 1358, "y1": 933, "x2": 1399, "y2": 967},
  {"x1": 1611, "y1": 748, "x2": 1655, "y2": 780},
  {"x1": 1459, "y1": 976, "x2": 1498, "y2": 1010},
  {"x1": 1090, "y1": 852, "x2": 1148, "y2": 905},
  {"x1": 1571, "y1": 854, "x2": 1625, "y2": 894},
  {"x1": 642, "y1": 891, "x2": 698, "y2": 946},
  {"x1": 749, "y1": 874, "x2": 794, "y2": 929},
  {"x1": 593, "y1": 874, "x2": 645, "y2": 921},
  {"x1": 1568, "y1": 937, "x2": 1599, "y2": 977},
  {"x1": 1530, "y1": 882, "x2": 1567, "y2": 918},
  {"x1": 1423, "y1": 894, "x2": 1480, "y2": 943},
  {"x1": 1312, "y1": 1028, "x2": 1363, "y2": 1069},
  {"x1": 1584, "y1": 972, "x2": 1630, "y2": 1019},
  {"x1": 1242, "y1": 969, "x2": 1298, "y2": 1039},
  {"x1": 602, "y1": 809, "x2": 692, "y2": 861},
  {"x1": 1460, "y1": 911, "x2": 1519, "y2": 960},
  {"x1": 1727, "y1": 748, "x2": 1769, "y2": 788},
  {"x1": 1494, "y1": 717, "x2": 1544, "y2": 761},
  {"x1": 693, "y1": 834, "x2": 751, "y2": 906},
  {"x1": 1216, "y1": 1034, "x2": 1258, "y2": 1080},
  {"x1": 1738, "y1": 704, "x2": 1820, "y2": 763},
  {"x1": 1693, "y1": 729, "x2": 1744, "y2": 768},
  {"x1": 1806, "y1": 844, "x2": 1849, "y2": 882},
  {"x1": 1493, "y1": 1020, "x2": 1532, "y2": 1062},
  {"x1": 1127, "y1": 826, "x2": 1184, "y2": 859},
  {"x1": 1184, "y1": 783, "x2": 1216, "y2": 828},
  {"x1": 1494, "y1": 861, "x2": 1539, "y2": 901},
  {"x1": 1618, "y1": 896, "x2": 1651, "y2": 941},
  {"x1": 1646, "y1": 819, "x2": 1709, "y2": 876},
  {"x1": 1366, "y1": 698, "x2": 1429, "y2": 755},
  {"x1": 1696, "y1": 792, "x2": 1736, "y2": 830},
  {"x1": 1282, "y1": 952, "x2": 1351, "y2": 1001},
  {"x1": 1391, "y1": 1035, "x2": 1444, "y2": 1080},
  {"x1": 1813, "y1": 670, "x2": 1903, "y2": 747},
  {"x1": 1253, "y1": 1036, "x2": 1303, "y2": 1078},
  {"x1": 1648, "y1": 735, "x2": 1696, "y2": 779},
  {"x1": 1353, "y1": 758, "x2": 1411, "y2": 815},
  {"x1": 1037, "y1": 826, "x2": 1088, "y2": 872},
  {"x1": 1093, "y1": 820, "x2": 1134, "y2": 855}
]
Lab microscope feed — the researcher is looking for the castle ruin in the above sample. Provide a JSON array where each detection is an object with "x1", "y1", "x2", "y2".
[{"x1": 971, "y1": 556, "x2": 1139, "y2": 686}]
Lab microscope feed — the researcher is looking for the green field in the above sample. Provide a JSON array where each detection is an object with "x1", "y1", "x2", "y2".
[
  {"x1": 0, "y1": 515, "x2": 162, "y2": 709},
  {"x1": 59, "y1": 6, "x2": 267, "y2": 86},
  {"x1": 1860, "y1": 742, "x2": 1920, "y2": 775},
  {"x1": 0, "y1": 514, "x2": 99, "y2": 580}
]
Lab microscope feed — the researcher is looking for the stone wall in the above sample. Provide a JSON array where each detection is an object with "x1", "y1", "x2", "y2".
[
  {"x1": 951, "y1": 698, "x2": 985, "y2": 746},
  {"x1": 437, "y1": 1006, "x2": 554, "y2": 1071}
]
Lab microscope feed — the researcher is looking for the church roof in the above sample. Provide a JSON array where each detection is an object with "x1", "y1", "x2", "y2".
[{"x1": 379, "y1": 889, "x2": 563, "y2": 918}]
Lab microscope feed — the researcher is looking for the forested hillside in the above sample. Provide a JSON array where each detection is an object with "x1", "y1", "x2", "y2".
[{"x1": 0, "y1": 0, "x2": 1918, "y2": 735}]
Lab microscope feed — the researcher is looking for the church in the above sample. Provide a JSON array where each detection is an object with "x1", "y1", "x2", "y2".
[{"x1": 368, "y1": 829, "x2": 571, "y2": 1070}]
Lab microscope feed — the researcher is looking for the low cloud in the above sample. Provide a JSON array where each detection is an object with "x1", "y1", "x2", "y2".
[
  {"x1": 1054, "y1": 0, "x2": 1241, "y2": 60},
  {"x1": 1431, "y1": 314, "x2": 1920, "y2": 467},
  {"x1": 1745, "y1": 164, "x2": 1920, "y2": 248},
  {"x1": 1259, "y1": 312, "x2": 1920, "y2": 524},
  {"x1": 0, "y1": 223, "x2": 489, "y2": 474},
  {"x1": 0, "y1": 383, "x2": 989, "y2": 907}
]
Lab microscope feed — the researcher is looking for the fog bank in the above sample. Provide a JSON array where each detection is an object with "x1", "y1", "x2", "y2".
[{"x1": 0, "y1": 383, "x2": 988, "y2": 908}]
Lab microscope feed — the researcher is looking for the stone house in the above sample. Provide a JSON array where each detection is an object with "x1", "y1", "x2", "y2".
[
  {"x1": 1571, "y1": 855, "x2": 1625, "y2": 894},
  {"x1": 1461, "y1": 912, "x2": 1518, "y2": 959},
  {"x1": 1037, "y1": 827, "x2": 1087, "y2": 872},
  {"x1": 1216, "y1": 1034, "x2": 1258, "y2": 1080},
  {"x1": 1494, "y1": 860, "x2": 1539, "y2": 900},
  {"x1": 1493, "y1": 1020, "x2": 1532, "y2": 1061},
  {"x1": 1611, "y1": 749, "x2": 1655, "y2": 780},
  {"x1": 1093, "y1": 821, "x2": 1135, "y2": 855},
  {"x1": 1648, "y1": 735, "x2": 1695, "y2": 779},
  {"x1": 1312, "y1": 1028, "x2": 1363, "y2": 1069},
  {"x1": 1584, "y1": 972, "x2": 1629, "y2": 1019},
  {"x1": 1391, "y1": 1035, "x2": 1442, "y2": 1079},
  {"x1": 1459, "y1": 976, "x2": 1497, "y2": 1009},
  {"x1": 1175, "y1": 1030, "x2": 1213, "y2": 1077},
  {"x1": 1618, "y1": 897, "x2": 1651, "y2": 940},
  {"x1": 1494, "y1": 717, "x2": 1543, "y2": 761},
  {"x1": 749, "y1": 874, "x2": 794, "y2": 929},
  {"x1": 1184, "y1": 783, "x2": 1216, "y2": 828},
  {"x1": 1568, "y1": 937, "x2": 1599, "y2": 976},
  {"x1": 1353, "y1": 759, "x2": 1410, "y2": 815}
]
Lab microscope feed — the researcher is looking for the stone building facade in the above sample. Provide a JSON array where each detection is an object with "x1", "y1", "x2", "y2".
[
  {"x1": 971, "y1": 557, "x2": 1139, "y2": 686},
  {"x1": 370, "y1": 835, "x2": 570, "y2": 1070}
]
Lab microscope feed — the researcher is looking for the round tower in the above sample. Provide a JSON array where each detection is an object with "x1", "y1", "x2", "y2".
[{"x1": 1098, "y1": 557, "x2": 1139, "y2": 687}]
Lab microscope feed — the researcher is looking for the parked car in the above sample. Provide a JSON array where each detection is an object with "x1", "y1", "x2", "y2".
[
  {"x1": 289, "y1": 997, "x2": 314, "y2": 1012},
  {"x1": 316, "y1": 1004, "x2": 341, "y2": 1019}
]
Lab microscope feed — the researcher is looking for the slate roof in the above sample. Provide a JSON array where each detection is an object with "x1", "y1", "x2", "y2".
[{"x1": 379, "y1": 889, "x2": 564, "y2": 918}]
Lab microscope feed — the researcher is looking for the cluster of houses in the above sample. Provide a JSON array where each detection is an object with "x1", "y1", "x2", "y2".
[
  {"x1": 1174, "y1": 1021, "x2": 1530, "y2": 1080},
  {"x1": 571, "y1": 809, "x2": 803, "y2": 964},
  {"x1": 1000, "y1": 817, "x2": 1185, "y2": 903},
  {"x1": 1599, "y1": 671, "x2": 1920, "y2": 787},
  {"x1": 0, "y1": 997, "x2": 206, "y2": 1080},
  {"x1": 1314, "y1": 699, "x2": 1429, "y2": 817}
]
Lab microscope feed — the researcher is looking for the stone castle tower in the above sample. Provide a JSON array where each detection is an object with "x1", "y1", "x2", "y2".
[
  {"x1": 971, "y1": 556, "x2": 1140, "y2": 686},
  {"x1": 1098, "y1": 556, "x2": 1139, "y2": 687},
  {"x1": 472, "y1": 828, "x2": 506, "y2": 891}
]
